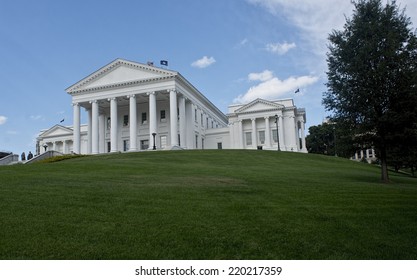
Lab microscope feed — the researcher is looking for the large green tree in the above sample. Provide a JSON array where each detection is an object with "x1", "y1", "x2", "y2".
[
  {"x1": 323, "y1": 0, "x2": 417, "y2": 182},
  {"x1": 306, "y1": 122, "x2": 357, "y2": 158}
]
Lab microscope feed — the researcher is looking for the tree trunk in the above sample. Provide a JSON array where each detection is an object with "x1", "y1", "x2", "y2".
[{"x1": 380, "y1": 147, "x2": 390, "y2": 183}]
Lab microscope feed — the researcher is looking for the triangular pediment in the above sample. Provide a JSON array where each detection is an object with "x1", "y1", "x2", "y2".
[
  {"x1": 66, "y1": 59, "x2": 177, "y2": 93},
  {"x1": 39, "y1": 125, "x2": 73, "y2": 138},
  {"x1": 235, "y1": 98, "x2": 284, "y2": 114}
]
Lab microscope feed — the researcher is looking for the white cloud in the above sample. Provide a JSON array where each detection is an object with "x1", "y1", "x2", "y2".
[
  {"x1": 0, "y1": 115, "x2": 7, "y2": 125},
  {"x1": 265, "y1": 42, "x2": 296, "y2": 55},
  {"x1": 191, "y1": 56, "x2": 216, "y2": 68},
  {"x1": 30, "y1": 115, "x2": 43, "y2": 121},
  {"x1": 6, "y1": 130, "x2": 18, "y2": 135},
  {"x1": 234, "y1": 70, "x2": 319, "y2": 103},
  {"x1": 248, "y1": 0, "x2": 417, "y2": 56},
  {"x1": 248, "y1": 70, "x2": 274, "y2": 82}
]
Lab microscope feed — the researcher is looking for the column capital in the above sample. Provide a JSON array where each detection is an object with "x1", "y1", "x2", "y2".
[
  {"x1": 89, "y1": 100, "x2": 98, "y2": 104},
  {"x1": 264, "y1": 116, "x2": 270, "y2": 120},
  {"x1": 251, "y1": 118, "x2": 256, "y2": 121},
  {"x1": 107, "y1": 97, "x2": 117, "y2": 102},
  {"x1": 127, "y1": 94, "x2": 136, "y2": 99},
  {"x1": 72, "y1": 102, "x2": 79, "y2": 107},
  {"x1": 167, "y1": 89, "x2": 177, "y2": 93},
  {"x1": 146, "y1": 91, "x2": 155, "y2": 96}
]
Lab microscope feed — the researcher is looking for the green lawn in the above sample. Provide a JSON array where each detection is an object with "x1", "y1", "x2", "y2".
[{"x1": 1, "y1": 150, "x2": 416, "y2": 259}]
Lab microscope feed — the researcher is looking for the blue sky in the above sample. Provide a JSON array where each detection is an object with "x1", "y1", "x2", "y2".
[{"x1": 1, "y1": 0, "x2": 416, "y2": 154}]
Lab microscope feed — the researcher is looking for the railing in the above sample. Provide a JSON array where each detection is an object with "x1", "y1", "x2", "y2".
[
  {"x1": 0, "y1": 154, "x2": 19, "y2": 165},
  {"x1": 25, "y1": 151, "x2": 64, "y2": 164}
]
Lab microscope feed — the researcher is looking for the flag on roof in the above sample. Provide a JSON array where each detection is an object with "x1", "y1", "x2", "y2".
[{"x1": 160, "y1": 60, "x2": 168, "y2": 66}]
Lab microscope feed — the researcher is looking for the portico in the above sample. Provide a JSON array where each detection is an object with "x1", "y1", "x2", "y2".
[
  {"x1": 221, "y1": 98, "x2": 307, "y2": 152},
  {"x1": 65, "y1": 59, "x2": 227, "y2": 154}
]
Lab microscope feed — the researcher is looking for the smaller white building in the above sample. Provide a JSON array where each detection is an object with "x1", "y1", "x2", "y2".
[{"x1": 205, "y1": 98, "x2": 307, "y2": 152}]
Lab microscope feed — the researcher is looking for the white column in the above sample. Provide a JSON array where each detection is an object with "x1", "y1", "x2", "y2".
[
  {"x1": 63, "y1": 140, "x2": 67, "y2": 154},
  {"x1": 87, "y1": 108, "x2": 92, "y2": 154},
  {"x1": 238, "y1": 120, "x2": 243, "y2": 148},
  {"x1": 295, "y1": 119, "x2": 301, "y2": 151},
  {"x1": 99, "y1": 113, "x2": 105, "y2": 153},
  {"x1": 90, "y1": 100, "x2": 99, "y2": 154},
  {"x1": 185, "y1": 101, "x2": 193, "y2": 149},
  {"x1": 128, "y1": 94, "x2": 137, "y2": 151},
  {"x1": 278, "y1": 115, "x2": 284, "y2": 150},
  {"x1": 110, "y1": 97, "x2": 118, "y2": 152},
  {"x1": 148, "y1": 92, "x2": 157, "y2": 149},
  {"x1": 251, "y1": 118, "x2": 257, "y2": 149},
  {"x1": 73, "y1": 103, "x2": 81, "y2": 154},
  {"x1": 169, "y1": 90, "x2": 178, "y2": 147},
  {"x1": 52, "y1": 141, "x2": 56, "y2": 151},
  {"x1": 178, "y1": 95, "x2": 186, "y2": 147},
  {"x1": 300, "y1": 120, "x2": 307, "y2": 152},
  {"x1": 265, "y1": 117, "x2": 271, "y2": 148}
]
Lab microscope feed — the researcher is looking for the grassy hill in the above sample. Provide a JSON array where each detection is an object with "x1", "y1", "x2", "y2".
[{"x1": 0, "y1": 150, "x2": 416, "y2": 260}]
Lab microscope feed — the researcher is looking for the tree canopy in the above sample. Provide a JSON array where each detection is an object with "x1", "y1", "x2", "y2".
[{"x1": 323, "y1": 0, "x2": 417, "y2": 182}]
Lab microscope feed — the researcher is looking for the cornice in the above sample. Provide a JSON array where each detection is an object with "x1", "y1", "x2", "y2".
[
  {"x1": 235, "y1": 98, "x2": 284, "y2": 114},
  {"x1": 66, "y1": 58, "x2": 177, "y2": 94},
  {"x1": 235, "y1": 107, "x2": 284, "y2": 115},
  {"x1": 38, "y1": 124, "x2": 73, "y2": 138},
  {"x1": 68, "y1": 75, "x2": 175, "y2": 95}
]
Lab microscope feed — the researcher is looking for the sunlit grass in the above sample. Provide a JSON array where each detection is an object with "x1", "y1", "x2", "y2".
[{"x1": 0, "y1": 150, "x2": 416, "y2": 259}]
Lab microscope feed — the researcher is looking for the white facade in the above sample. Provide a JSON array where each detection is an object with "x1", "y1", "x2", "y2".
[
  {"x1": 205, "y1": 98, "x2": 307, "y2": 152},
  {"x1": 37, "y1": 59, "x2": 307, "y2": 154}
]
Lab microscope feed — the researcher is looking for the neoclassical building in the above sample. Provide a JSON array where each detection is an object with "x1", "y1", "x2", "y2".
[
  {"x1": 37, "y1": 59, "x2": 307, "y2": 154},
  {"x1": 226, "y1": 98, "x2": 306, "y2": 152}
]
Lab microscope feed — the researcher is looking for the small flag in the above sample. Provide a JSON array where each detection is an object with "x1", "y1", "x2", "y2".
[
  {"x1": 160, "y1": 60, "x2": 168, "y2": 66},
  {"x1": 60, "y1": 118, "x2": 65, "y2": 123},
  {"x1": 295, "y1": 88, "x2": 300, "y2": 94}
]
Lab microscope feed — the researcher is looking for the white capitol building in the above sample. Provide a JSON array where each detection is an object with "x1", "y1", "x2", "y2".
[{"x1": 36, "y1": 59, "x2": 307, "y2": 155}]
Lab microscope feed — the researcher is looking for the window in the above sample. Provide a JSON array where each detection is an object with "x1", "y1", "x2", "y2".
[
  {"x1": 217, "y1": 142, "x2": 223, "y2": 149},
  {"x1": 245, "y1": 132, "x2": 252, "y2": 146},
  {"x1": 123, "y1": 115, "x2": 129, "y2": 127},
  {"x1": 211, "y1": 121, "x2": 214, "y2": 129},
  {"x1": 107, "y1": 117, "x2": 111, "y2": 130},
  {"x1": 202, "y1": 138, "x2": 204, "y2": 150},
  {"x1": 195, "y1": 135, "x2": 198, "y2": 148},
  {"x1": 201, "y1": 113, "x2": 203, "y2": 126},
  {"x1": 195, "y1": 109, "x2": 198, "y2": 122},
  {"x1": 160, "y1": 136, "x2": 167, "y2": 149},
  {"x1": 142, "y1": 112, "x2": 147, "y2": 124},
  {"x1": 123, "y1": 140, "x2": 129, "y2": 151},
  {"x1": 259, "y1": 131, "x2": 265, "y2": 145},
  {"x1": 206, "y1": 117, "x2": 209, "y2": 129},
  {"x1": 141, "y1": 140, "x2": 149, "y2": 150},
  {"x1": 160, "y1": 110, "x2": 166, "y2": 122},
  {"x1": 272, "y1": 129, "x2": 278, "y2": 143},
  {"x1": 107, "y1": 142, "x2": 111, "y2": 153}
]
